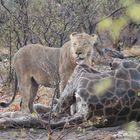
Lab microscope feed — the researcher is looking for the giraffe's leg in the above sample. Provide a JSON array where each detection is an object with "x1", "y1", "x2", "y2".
[
  {"x1": 52, "y1": 102, "x2": 89, "y2": 128},
  {"x1": 60, "y1": 83, "x2": 76, "y2": 115},
  {"x1": 55, "y1": 69, "x2": 79, "y2": 114},
  {"x1": 70, "y1": 103, "x2": 76, "y2": 115},
  {"x1": 53, "y1": 89, "x2": 76, "y2": 114},
  {"x1": 50, "y1": 115, "x2": 84, "y2": 129}
]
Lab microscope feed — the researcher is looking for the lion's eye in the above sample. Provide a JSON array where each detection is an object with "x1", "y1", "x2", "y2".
[
  {"x1": 94, "y1": 42, "x2": 98, "y2": 46},
  {"x1": 76, "y1": 51, "x2": 82, "y2": 56},
  {"x1": 73, "y1": 43, "x2": 77, "y2": 46}
]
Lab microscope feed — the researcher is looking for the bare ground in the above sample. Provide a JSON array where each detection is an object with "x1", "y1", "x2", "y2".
[{"x1": 1, "y1": 122, "x2": 140, "y2": 140}]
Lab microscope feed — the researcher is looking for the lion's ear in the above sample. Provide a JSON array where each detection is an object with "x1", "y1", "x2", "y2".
[
  {"x1": 91, "y1": 33, "x2": 96, "y2": 37},
  {"x1": 91, "y1": 34, "x2": 97, "y2": 38},
  {"x1": 91, "y1": 34, "x2": 98, "y2": 42},
  {"x1": 70, "y1": 32, "x2": 78, "y2": 39}
]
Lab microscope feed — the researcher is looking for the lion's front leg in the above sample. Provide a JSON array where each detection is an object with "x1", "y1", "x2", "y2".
[{"x1": 59, "y1": 68, "x2": 73, "y2": 94}]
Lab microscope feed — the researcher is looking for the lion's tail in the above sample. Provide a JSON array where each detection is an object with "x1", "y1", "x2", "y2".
[{"x1": 0, "y1": 71, "x2": 18, "y2": 108}]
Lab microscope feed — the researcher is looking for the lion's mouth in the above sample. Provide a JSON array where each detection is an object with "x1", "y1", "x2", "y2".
[{"x1": 75, "y1": 57, "x2": 85, "y2": 64}]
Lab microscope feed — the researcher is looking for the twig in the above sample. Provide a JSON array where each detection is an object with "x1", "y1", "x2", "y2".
[
  {"x1": 0, "y1": 93, "x2": 13, "y2": 100},
  {"x1": 55, "y1": 120, "x2": 70, "y2": 140},
  {"x1": 48, "y1": 86, "x2": 58, "y2": 133},
  {"x1": 0, "y1": 71, "x2": 5, "y2": 84},
  {"x1": 38, "y1": 51, "x2": 60, "y2": 131},
  {"x1": 95, "y1": 7, "x2": 126, "y2": 25},
  {"x1": 56, "y1": 126, "x2": 77, "y2": 140},
  {"x1": 0, "y1": 0, "x2": 21, "y2": 25}
]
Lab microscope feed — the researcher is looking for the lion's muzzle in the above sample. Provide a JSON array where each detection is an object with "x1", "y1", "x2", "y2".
[{"x1": 75, "y1": 52, "x2": 85, "y2": 64}]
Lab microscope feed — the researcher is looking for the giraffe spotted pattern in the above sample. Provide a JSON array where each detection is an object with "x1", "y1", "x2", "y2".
[{"x1": 54, "y1": 59, "x2": 140, "y2": 127}]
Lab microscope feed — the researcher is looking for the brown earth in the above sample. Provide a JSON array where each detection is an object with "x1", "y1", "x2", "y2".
[{"x1": 1, "y1": 122, "x2": 140, "y2": 140}]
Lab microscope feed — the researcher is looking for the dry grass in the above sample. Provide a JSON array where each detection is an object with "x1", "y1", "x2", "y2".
[{"x1": 0, "y1": 86, "x2": 54, "y2": 112}]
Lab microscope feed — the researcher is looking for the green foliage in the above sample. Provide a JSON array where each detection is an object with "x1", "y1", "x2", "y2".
[
  {"x1": 98, "y1": 17, "x2": 128, "y2": 41},
  {"x1": 47, "y1": 133, "x2": 52, "y2": 140},
  {"x1": 94, "y1": 78, "x2": 112, "y2": 96},
  {"x1": 31, "y1": 112, "x2": 39, "y2": 118},
  {"x1": 127, "y1": 4, "x2": 140, "y2": 22},
  {"x1": 126, "y1": 121, "x2": 138, "y2": 138},
  {"x1": 119, "y1": 0, "x2": 135, "y2": 7},
  {"x1": 81, "y1": 116, "x2": 108, "y2": 127},
  {"x1": 98, "y1": 19, "x2": 112, "y2": 31},
  {"x1": 98, "y1": 0, "x2": 140, "y2": 43},
  {"x1": 77, "y1": 127, "x2": 86, "y2": 133},
  {"x1": 110, "y1": 17, "x2": 128, "y2": 41},
  {"x1": 127, "y1": 121, "x2": 137, "y2": 131},
  {"x1": 137, "y1": 92, "x2": 140, "y2": 96}
]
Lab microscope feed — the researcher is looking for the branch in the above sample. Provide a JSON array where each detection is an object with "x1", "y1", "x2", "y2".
[
  {"x1": 95, "y1": 7, "x2": 126, "y2": 25},
  {"x1": 0, "y1": 0, "x2": 21, "y2": 25},
  {"x1": 0, "y1": 114, "x2": 83, "y2": 129}
]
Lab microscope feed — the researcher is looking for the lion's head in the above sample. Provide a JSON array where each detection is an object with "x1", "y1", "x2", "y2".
[{"x1": 70, "y1": 32, "x2": 98, "y2": 65}]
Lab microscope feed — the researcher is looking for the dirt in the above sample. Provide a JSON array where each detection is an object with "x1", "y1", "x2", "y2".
[{"x1": 0, "y1": 123, "x2": 140, "y2": 140}]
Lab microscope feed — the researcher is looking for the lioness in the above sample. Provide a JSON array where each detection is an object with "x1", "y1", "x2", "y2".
[{"x1": 0, "y1": 32, "x2": 99, "y2": 115}]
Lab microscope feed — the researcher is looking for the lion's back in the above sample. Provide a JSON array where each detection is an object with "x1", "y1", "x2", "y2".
[{"x1": 13, "y1": 44, "x2": 60, "y2": 76}]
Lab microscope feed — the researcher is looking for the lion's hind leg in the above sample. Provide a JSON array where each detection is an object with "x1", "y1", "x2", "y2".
[
  {"x1": 29, "y1": 78, "x2": 39, "y2": 114},
  {"x1": 18, "y1": 76, "x2": 32, "y2": 114},
  {"x1": 19, "y1": 77, "x2": 39, "y2": 115}
]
